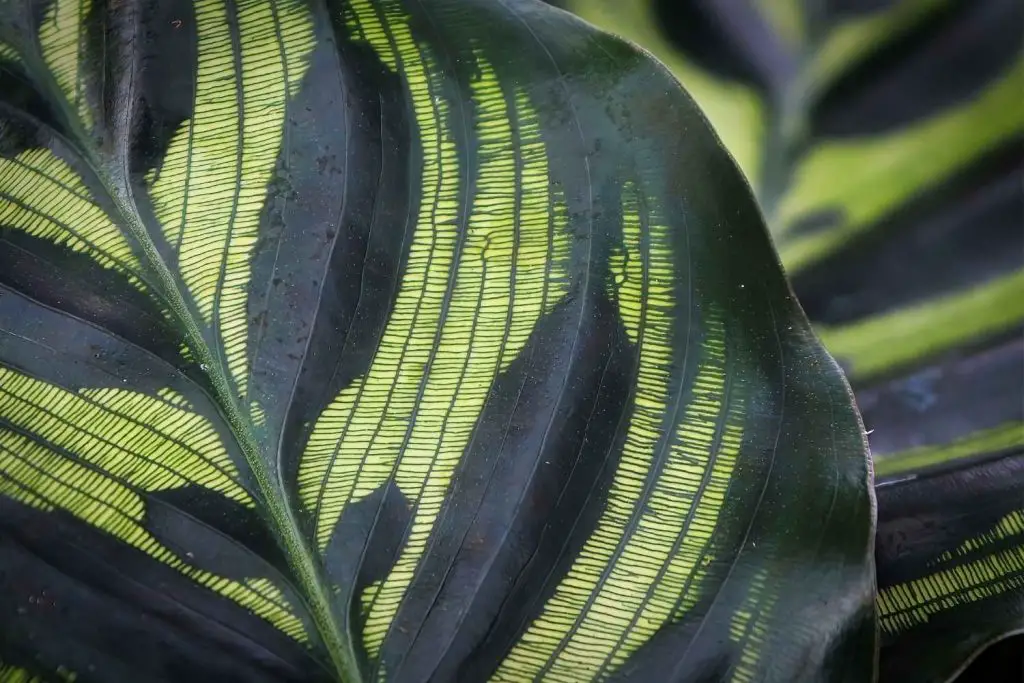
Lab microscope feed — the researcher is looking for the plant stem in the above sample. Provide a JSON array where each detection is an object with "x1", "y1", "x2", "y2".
[
  {"x1": 26, "y1": 43, "x2": 360, "y2": 682},
  {"x1": 104, "y1": 180, "x2": 361, "y2": 683}
]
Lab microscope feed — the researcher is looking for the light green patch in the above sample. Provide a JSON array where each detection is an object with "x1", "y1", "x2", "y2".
[
  {"x1": 0, "y1": 149, "x2": 142, "y2": 276},
  {"x1": 819, "y1": 269, "x2": 1024, "y2": 381},
  {"x1": 779, "y1": 58, "x2": 1024, "y2": 271},
  {"x1": 728, "y1": 568, "x2": 779, "y2": 683},
  {"x1": 0, "y1": 41, "x2": 20, "y2": 62},
  {"x1": 0, "y1": 659, "x2": 45, "y2": 683},
  {"x1": 875, "y1": 422, "x2": 1024, "y2": 478},
  {"x1": 39, "y1": 0, "x2": 94, "y2": 130}
]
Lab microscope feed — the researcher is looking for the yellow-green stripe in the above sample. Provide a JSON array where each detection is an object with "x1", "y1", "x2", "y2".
[
  {"x1": 779, "y1": 58, "x2": 1024, "y2": 271},
  {"x1": 147, "y1": 0, "x2": 314, "y2": 401},
  {"x1": 878, "y1": 510, "x2": 1024, "y2": 634},
  {"x1": 819, "y1": 269, "x2": 1024, "y2": 380},
  {"x1": 875, "y1": 422, "x2": 1024, "y2": 477}
]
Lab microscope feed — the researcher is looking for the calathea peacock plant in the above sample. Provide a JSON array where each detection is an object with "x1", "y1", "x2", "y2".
[
  {"x1": 0, "y1": 0, "x2": 887, "y2": 681},
  {"x1": 545, "y1": 0, "x2": 1024, "y2": 681}
]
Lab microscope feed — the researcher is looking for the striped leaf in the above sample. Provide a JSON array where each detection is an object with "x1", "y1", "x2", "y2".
[
  {"x1": 551, "y1": 0, "x2": 1023, "y2": 680},
  {"x1": 0, "y1": 1, "x2": 874, "y2": 681},
  {"x1": 876, "y1": 453, "x2": 1024, "y2": 682}
]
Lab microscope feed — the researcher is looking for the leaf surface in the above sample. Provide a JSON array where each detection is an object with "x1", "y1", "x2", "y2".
[
  {"x1": 551, "y1": 0, "x2": 1023, "y2": 679},
  {"x1": 0, "y1": 1, "x2": 873, "y2": 681},
  {"x1": 876, "y1": 452, "x2": 1024, "y2": 683}
]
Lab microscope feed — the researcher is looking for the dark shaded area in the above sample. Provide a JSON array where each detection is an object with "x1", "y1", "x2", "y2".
[
  {"x1": 0, "y1": 0, "x2": 53, "y2": 36},
  {"x1": 652, "y1": 0, "x2": 769, "y2": 90},
  {"x1": 792, "y1": 144, "x2": 1024, "y2": 326},
  {"x1": 812, "y1": 0, "x2": 1023, "y2": 137},
  {"x1": 0, "y1": 71, "x2": 67, "y2": 154},
  {"x1": 0, "y1": 282, "x2": 217, "y2": 419},
  {"x1": 436, "y1": 294, "x2": 633, "y2": 683},
  {"x1": 271, "y1": 14, "x2": 415, "y2": 483},
  {"x1": 876, "y1": 452, "x2": 1024, "y2": 683},
  {"x1": 350, "y1": 484, "x2": 414, "y2": 602},
  {"x1": 322, "y1": 480, "x2": 413, "y2": 663},
  {"x1": 0, "y1": 498, "x2": 329, "y2": 683},
  {"x1": 150, "y1": 485, "x2": 289, "y2": 574},
  {"x1": 609, "y1": 617, "x2": 734, "y2": 683},
  {"x1": 859, "y1": 336, "x2": 1024, "y2": 460},
  {"x1": 824, "y1": 0, "x2": 898, "y2": 18},
  {"x1": 957, "y1": 635, "x2": 1024, "y2": 683},
  {"x1": 0, "y1": 231, "x2": 185, "y2": 368},
  {"x1": 784, "y1": 207, "x2": 844, "y2": 239},
  {"x1": 127, "y1": 0, "x2": 198, "y2": 174}
]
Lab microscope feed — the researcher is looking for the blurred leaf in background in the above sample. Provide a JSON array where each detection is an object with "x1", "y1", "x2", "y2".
[{"x1": 546, "y1": 0, "x2": 1024, "y2": 681}]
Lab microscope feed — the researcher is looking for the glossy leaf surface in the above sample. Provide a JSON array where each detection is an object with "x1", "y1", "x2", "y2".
[
  {"x1": 0, "y1": 1, "x2": 874, "y2": 681},
  {"x1": 550, "y1": 0, "x2": 1023, "y2": 680}
]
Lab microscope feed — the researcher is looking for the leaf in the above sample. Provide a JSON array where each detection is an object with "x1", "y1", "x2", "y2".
[
  {"x1": 551, "y1": 0, "x2": 1023, "y2": 678},
  {"x1": 875, "y1": 451, "x2": 1024, "y2": 683},
  {"x1": 864, "y1": 336, "x2": 1024, "y2": 683},
  {"x1": 0, "y1": 1, "x2": 874, "y2": 681}
]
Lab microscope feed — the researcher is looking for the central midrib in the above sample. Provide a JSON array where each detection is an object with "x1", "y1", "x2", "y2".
[{"x1": 24, "y1": 45, "x2": 359, "y2": 683}]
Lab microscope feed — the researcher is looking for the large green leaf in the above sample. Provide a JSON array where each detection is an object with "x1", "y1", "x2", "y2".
[
  {"x1": 551, "y1": 0, "x2": 1023, "y2": 679},
  {"x1": 0, "y1": 0, "x2": 874, "y2": 681}
]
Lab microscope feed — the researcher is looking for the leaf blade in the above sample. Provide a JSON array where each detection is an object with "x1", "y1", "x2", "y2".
[
  {"x1": 1, "y1": 1, "x2": 876, "y2": 681},
  {"x1": 550, "y1": 1, "x2": 1023, "y2": 678},
  {"x1": 876, "y1": 452, "x2": 1024, "y2": 683}
]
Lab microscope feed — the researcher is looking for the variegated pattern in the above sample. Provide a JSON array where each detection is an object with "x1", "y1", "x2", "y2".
[
  {"x1": 0, "y1": 1, "x2": 873, "y2": 681},
  {"x1": 553, "y1": 0, "x2": 1023, "y2": 680}
]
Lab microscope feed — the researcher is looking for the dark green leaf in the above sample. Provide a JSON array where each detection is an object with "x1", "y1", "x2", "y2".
[
  {"x1": 553, "y1": 1, "x2": 1023, "y2": 677},
  {"x1": 876, "y1": 451, "x2": 1024, "y2": 683},
  {"x1": 0, "y1": 1, "x2": 873, "y2": 681}
]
